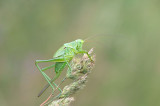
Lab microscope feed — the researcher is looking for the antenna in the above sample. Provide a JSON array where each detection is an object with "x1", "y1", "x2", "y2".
[{"x1": 84, "y1": 34, "x2": 107, "y2": 42}]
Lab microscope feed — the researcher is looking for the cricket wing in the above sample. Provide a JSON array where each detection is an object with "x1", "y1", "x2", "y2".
[
  {"x1": 55, "y1": 62, "x2": 67, "y2": 73},
  {"x1": 53, "y1": 45, "x2": 65, "y2": 58}
]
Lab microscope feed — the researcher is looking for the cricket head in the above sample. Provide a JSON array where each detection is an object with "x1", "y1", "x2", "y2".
[{"x1": 75, "y1": 39, "x2": 84, "y2": 51}]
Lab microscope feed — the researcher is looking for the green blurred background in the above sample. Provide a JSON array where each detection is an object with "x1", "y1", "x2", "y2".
[{"x1": 0, "y1": 0, "x2": 160, "y2": 106}]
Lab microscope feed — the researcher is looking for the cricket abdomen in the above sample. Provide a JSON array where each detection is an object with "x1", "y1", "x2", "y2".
[{"x1": 55, "y1": 62, "x2": 67, "y2": 73}]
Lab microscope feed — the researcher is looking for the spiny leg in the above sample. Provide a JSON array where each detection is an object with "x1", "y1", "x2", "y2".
[
  {"x1": 42, "y1": 72, "x2": 51, "y2": 80},
  {"x1": 35, "y1": 60, "x2": 55, "y2": 94},
  {"x1": 39, "y1": 64, "x2": 59, "y2": 88},
  {"x1": 41, "y1": 64, "x2": 56, "y2": 81},
  {"x1": 36, "y1": 58, "x2": 66, "y2": 97},
  {"x1": 36, "y1": 58, "x2": 66, "y2": 96},
  {"x1": 52, "y1": 82, "x2": 62, "y2": 97},
  {"x1": 41, "y1": 72, "x2": 56, "y2": 95},
  {"x1": 50, "y1": 72, "x2": 63, "y2": 95},
  {"x1": 38, "y1": 71, "x2": 63, "y2": 97},
  {"x1": 44, "y1": 77, "x2": 67, "y2": 106},
  {"x1": 51, "y1": 63, "x2": 66, "y2": 98},
  {"x1": 42, "y1": 64, "x2": 55, "y2": 71},
  {"x1": 53, "y1": 77, "x2": 67, "y2": 100}
]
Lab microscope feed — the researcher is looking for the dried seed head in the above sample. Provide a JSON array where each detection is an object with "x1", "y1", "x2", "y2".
[
  {"x1": 49, "y1": 48, "x2": 95, "y2": 106},
  {"x1": 48, "y1": 97, "x2": 74, "y2": 106},
  {"x1": 59, "y1": 74, "x2": 88, "y2": 98}
]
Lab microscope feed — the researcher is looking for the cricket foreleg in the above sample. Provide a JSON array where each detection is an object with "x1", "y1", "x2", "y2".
[{"x1": 79, "y1": 50, "x2": 93, "y2": 62}]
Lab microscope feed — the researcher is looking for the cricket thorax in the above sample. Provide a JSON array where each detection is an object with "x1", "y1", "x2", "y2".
[
  {"x1": 54, "y1": 39, "x2": 84, "y2": 58},
  {"x1": 64, "y1": 39, "x2": 84, "y2": 51},
  {"x1": 64, "y1": 47, "x2": 75, "y2": 56}
]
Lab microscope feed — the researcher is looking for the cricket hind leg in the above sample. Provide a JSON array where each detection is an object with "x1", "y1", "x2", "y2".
[
  {"x1": 41, "y1": 65, "x2": 56, "y2": 81},
  {"x1": 53, "y1": 77, "x2": 67, "y2": 99},
  {"x1": 35, "y1": 60, "x2": 55, "y2": 95},
  {"x1": 45, "y1": 77, "x2": 67, "y2": 105},
  {"x1": 37, "y1": 78, "x2": 63, "y2": 97},
  {"x1": 36, "y1": 59, "x2": 66, "y2": 97},
  {"x1": 41, "y1": 64, "x2": 55, "y2": 71},
  {"x1": 52, "y1": 82, "x2": 62, "y2": 98},
  {"x1": 37, "y1": 70, "x2": 63, "y2": 97},
  {"x1": 51, "y1": 71, "x2": 63, "y2": 96}
]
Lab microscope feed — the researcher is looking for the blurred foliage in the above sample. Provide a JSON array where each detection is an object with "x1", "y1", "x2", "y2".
[{"x1": 0, "y1": 0, "x2": 160, "y2": 106}]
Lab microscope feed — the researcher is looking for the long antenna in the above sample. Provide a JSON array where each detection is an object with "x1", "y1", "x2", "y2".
[{"x1": 84, "y1": 34, "x2": 107, "y2": 42}]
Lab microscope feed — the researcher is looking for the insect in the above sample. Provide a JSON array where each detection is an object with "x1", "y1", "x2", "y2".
[{"x1": 35, "y1": 39, "x2": 93, "y2": 97}]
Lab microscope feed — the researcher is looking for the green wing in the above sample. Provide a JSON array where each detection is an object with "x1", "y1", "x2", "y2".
[
  {"x1": 53, "y1": 45, "x2": 65, "y2": 58},
  {"x1": 55, "y1": 62, "x2": 67, "y2": 73}
]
